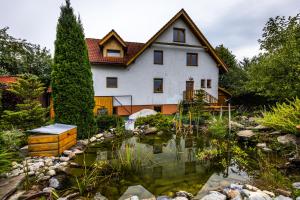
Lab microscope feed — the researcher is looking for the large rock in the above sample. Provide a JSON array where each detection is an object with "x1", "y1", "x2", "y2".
[
  {"x1": 200, "y1": 191, "x2": 226, "y2": 200},
  {"x1": 119, "y1": 185, "x2": 155, "y2": 200},
  {"x1": 241, "y1": 189, "x2": 272, "y2": 200},
  {"x1": 237, "y1": 130, "x2": 256, "y2": 138},
  {"x1": 274, "y1": 195, "x2": 293, "y2": 200},
  {"x1": 277, "y1": 134, "x2": 297, "y2": 145}
]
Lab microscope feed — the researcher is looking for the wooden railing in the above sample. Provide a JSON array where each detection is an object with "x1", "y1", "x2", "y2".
[{"x1": 183, "y1": 89, "x2": 218, "y2": 104}]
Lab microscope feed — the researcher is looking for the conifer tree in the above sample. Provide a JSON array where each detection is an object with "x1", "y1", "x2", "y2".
[
  {"x1": 2, "y1": 74, "x2": 46, "y2": 130},
  {"x1": 52, "y1": 0, "x2": 95, "y2": 138}
]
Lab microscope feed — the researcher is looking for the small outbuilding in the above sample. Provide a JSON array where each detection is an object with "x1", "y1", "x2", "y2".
[{"x1": 27, "y1": 123, "x2": 77, "y2": 157}]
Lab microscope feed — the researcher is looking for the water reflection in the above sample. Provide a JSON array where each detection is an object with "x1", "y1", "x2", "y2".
[{"x1": 73, "y1": 133, "x2": 243, "y2": 198}]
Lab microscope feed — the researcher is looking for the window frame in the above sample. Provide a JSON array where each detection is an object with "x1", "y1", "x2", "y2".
[
  {"x1": 186, "y1": 53, "x2": 198, "y2": 66},
  {"x1": 153, "y1": 78, "x2": 163, "y2": 93},
  {"x1": 106, "y1": 77, "x2": 118, "y2": 88},
  {"x1": 107, "y1": 49, "x2": 121, "y2": 57},
  {"x1": 173, "y1": 28, "x2": 185, "y2": 43},
  {"x1": 201, "y1": 79, "x2": 206, "y2": 88},
  {"x1": 207, "y1": 79, "x2": 212, "y2": 88},
  {"x1": 154, "y1": 50, "x2": 163, "y2": 65}
]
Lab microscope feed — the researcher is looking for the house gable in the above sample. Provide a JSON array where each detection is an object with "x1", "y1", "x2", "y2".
[
  {"x1": 99, "y1": 30, "x2": 127, "y2": 58},
  {"x1": 155, "y1": 18, "x2": 202, "y2": 46},
  {"x1": 126, "y1": 9, "x2": 228, "y2": 72}
]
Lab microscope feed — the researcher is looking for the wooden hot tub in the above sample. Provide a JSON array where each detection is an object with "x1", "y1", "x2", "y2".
[{"x1": 28, "y1": 123, "x2": 77, "y2": 157}]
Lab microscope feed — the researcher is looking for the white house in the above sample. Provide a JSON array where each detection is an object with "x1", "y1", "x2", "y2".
[{"x1": 86, "y1": 9, "x2": 229, "y2": 116}]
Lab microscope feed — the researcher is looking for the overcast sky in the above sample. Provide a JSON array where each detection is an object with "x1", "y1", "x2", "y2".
[{"x1": 0, "y1": 0, "x2": 299, "y2": 60}]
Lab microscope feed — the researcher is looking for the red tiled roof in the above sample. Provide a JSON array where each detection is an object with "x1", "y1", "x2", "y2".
[
  {"x1": 86, "y1": 38, "x2": 144, "y2": 65},
  {"x1": 0, "y1": 76, "x2": 18, "y2": 84}
]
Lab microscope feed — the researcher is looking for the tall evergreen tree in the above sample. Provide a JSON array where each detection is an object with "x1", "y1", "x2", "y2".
[{"x1": 52, "y1": 0, "x2": 95, "y2": 138}]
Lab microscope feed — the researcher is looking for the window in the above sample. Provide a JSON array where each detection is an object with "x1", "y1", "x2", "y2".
[
  {"x1": 201, "y1": 79, "x2": 206, "y2": 88},
  {"x1": 154, "y1": 78, "x2": 163, "y2": 93},
  {"x1": 207, "y1": 79, "x2": 212, "y2": 88},
  {"x1": 107, "y1": 49, "x2": 121, "y2": 57},
  {"x1": 154, "y1": 50, "x2": 163, "y2": 65},
  {"x1": 187, "y1": 53, "x2": 198, "y2": 66},
  {"x1": 154, "y1": 105, "x2": 162, "y2": 113},
  {"x1": 173, "y1": 28, "x2": 185, "y2": 43},
  {"x1": 106, "y1": 77, "x2": 118, "y2": 88}
]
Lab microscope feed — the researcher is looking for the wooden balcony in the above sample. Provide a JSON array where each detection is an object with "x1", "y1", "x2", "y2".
[{"x1": 183, "y1": 89, "x2": 218, "y2": 104}]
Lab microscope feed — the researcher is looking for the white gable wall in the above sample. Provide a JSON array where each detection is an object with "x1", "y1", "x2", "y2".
[
  {"x1": 156, "y1": 18, "x2": 200, "y2": 45},
  {"x1": 91, "y1": 18, "x2": 219, "y2": 106}
]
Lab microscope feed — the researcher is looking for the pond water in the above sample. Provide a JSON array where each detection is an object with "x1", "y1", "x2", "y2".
[{"x1": 71, "y1": 132, "x2": 250, "y2": 199}]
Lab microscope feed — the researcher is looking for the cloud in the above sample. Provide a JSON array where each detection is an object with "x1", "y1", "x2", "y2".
[{"x1": 0, "y1": 0, "x2": 299, "y2": 60}]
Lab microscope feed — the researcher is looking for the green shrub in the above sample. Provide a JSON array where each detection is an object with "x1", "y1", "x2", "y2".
[
  {"x1": 258, "y1": 98, "x2": 300, "y2": 135},
  {"x1": 0, "y1": 129, "x2": 26, "y2": 150},
  {"x1": 135, "y1": 113, "x2": 173, "y2": 132},
  {"x1": 207, "y1": 116, "x2": 228, "y2": 139},
  {"x1": 96, "y1": 115, "x2": 124, "y2": 131}
]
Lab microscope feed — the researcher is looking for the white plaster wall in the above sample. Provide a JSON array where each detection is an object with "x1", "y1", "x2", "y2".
[{"x1": 91, "y1": 18, "x2": 219, "y2": 106}]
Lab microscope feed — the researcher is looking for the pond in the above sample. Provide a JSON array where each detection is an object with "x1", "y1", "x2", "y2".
[{"x1": 70, "y1": 132, "x2": 250, "y2": 199}]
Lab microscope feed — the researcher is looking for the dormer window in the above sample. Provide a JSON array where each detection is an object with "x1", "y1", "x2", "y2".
[
  {"x1": 173, "y1": 28, "x2": 185, "y2": 43},
  {"x1": 107, "y1": 49, "x2": 121, "y2": 57}
]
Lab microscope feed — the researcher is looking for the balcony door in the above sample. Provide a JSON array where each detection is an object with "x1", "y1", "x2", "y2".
[{"x1": 186, "y1": 80, "x2": 194, "y2": 101}]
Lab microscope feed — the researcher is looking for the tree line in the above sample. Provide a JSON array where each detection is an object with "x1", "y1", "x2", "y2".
[{"x1": 216, "y1": 13, "x2": 300, "y2": 105}]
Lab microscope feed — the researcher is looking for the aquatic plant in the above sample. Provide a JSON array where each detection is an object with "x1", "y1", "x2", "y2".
[
  {"x1": 110, "y1": 143, "x2": 146, "y2": 174},
  {"x1": 207, "y1": 116, "x2": 228, "y2": 139},
  {"x1": 258, "y1": 98, "x2": 300, "y2": 135},
  {"x1": 73, "y1": 156, "x2": 107, "y2": 196},
  {"x1": 254, "y1": 150, "x2": 292, "y2": 191},
  {"x1": 196, "y1": 139, "x2": 248, "y2": 170}
]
